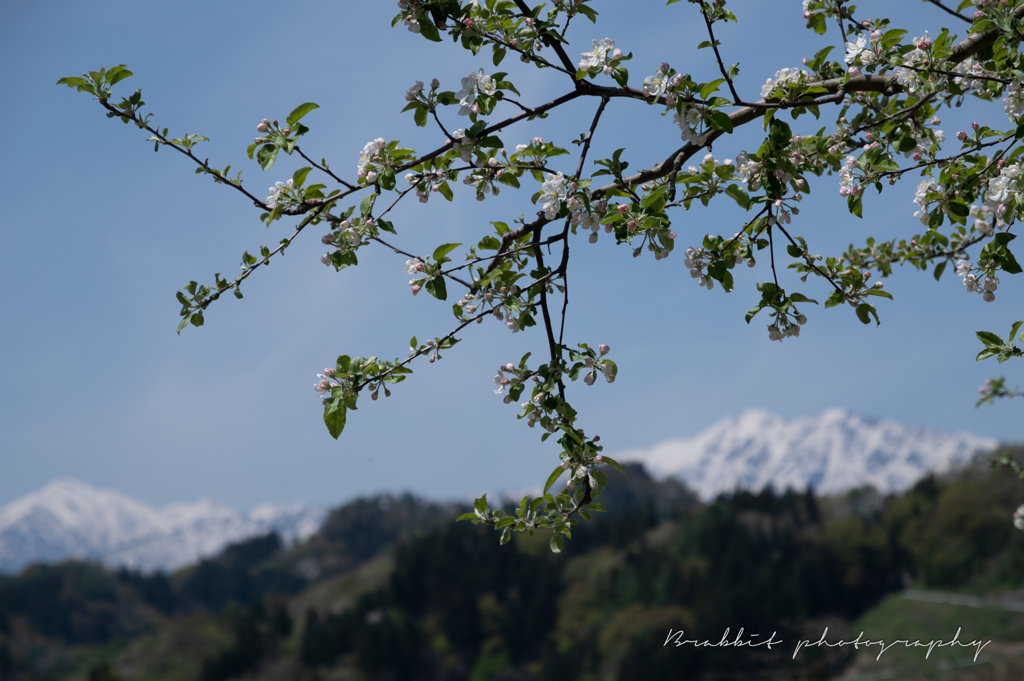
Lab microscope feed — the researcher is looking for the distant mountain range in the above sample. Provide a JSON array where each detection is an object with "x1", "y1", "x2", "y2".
[
  {"x1": 0, "y1": 410, "x2": 1001, "y2": 574},
  {"x1": 0, "y1": 479, "x2": 324, "y2": 574},
  {"x1": 618, "y1": 408, "x2": 999, "y2": 500}
]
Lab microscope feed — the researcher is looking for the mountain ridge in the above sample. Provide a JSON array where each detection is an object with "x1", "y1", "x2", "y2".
[
  {"x1": 617, "y1": 408, "x2": 998, "y2": 500},
  {"x1": 0, "y1": 478, "x2": 324, "y2": 574}
]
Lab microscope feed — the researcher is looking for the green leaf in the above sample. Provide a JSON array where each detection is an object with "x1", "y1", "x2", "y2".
[
  {"x1": 292, "y1": 166, "x2": 312, "y2": 187},
  {"x1": 432, "y1": 242, "x2": 462, "y2": 262},
  {"x1": 1001, "y1": 249, "x2": 1022, "y2": 274},
  {"x1": 600, "y1": 455, "x2": 626, "y2": 474},
  {"x1": 257, "y1": 145, "x2": 279, "y2": 171},
  {"x1": 379, "y1": 167, "x2": 397, "y2": 191},
  {"x1": 706, "y1": 110, "x2": 733, "y2": 134},
  {"x1": 724, "y1": 185, "x2": 750, "y2": 210},
  {"x1": 56, "y1": 76, "x2": 88, "y2": 87},
  {"x1": 586, "y1": 503, "x2": 607, "y2": 512},
  {"x1": 1010, "y1": 320, "x2": 1024, "y2": 343},
  {"x1": 543, "y1": 465, "x2": 566, "y2": 494},
  {"x1": 976, "y1": 331, "x2": 1004, "y2": 348},
  {"x1": 549, "y1": 535, "x2": 564, "y2": 553},
  {"x1": 976, "y1": 348, "x2": 1000, "y2": 361},
  {"x1": 419, "y1": 19, "x2": 442, "y2": 42},
  {"x1": 789, "y1": 292, "x2": 818, "y2": 305},
  {"x1": 324, "y1": 401, "x2": 347, "y2": 439},
  {"x1": 855, "y1": 303, "x2": 877, "y2": 326},
  {"x1": 495, "y1": 517, "x2": 515, "y2": 529},
  {"x1": 176, "y1": 313, "x2": 193, "y2": 335},
  {"x1": 745, "y1": 302, "x2": 766, "y2": 323},
  {"x1": 456, "y1": 513, "x2": 477, "y2": 522},
  {"x1": 286, "y1": 103, "x2": 319, "y2": 127},
  {"x1": 424, "y1": 276, "x2": 447, "y2": 301},
  {"x1": 359, "y1": 194, "x2": 375, "y2": 217},
  {"x1": 699, "y1": 79, "x2": 725, "y2": 99},
  {"x1": 336, "y1": 355, "x2": 351, "y2": 374}
]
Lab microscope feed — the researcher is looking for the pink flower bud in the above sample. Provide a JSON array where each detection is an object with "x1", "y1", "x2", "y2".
[
  {"x1": 617, "y1": 204, "x2": 628, "y2": 213},
  {"x1": 324, "y1": 367, "x2": 336, "y2": 376},
  {"x1": 598, "y1": 344, "x2": 609, "y2": 355},
  {"x1": 321, "y1": 253, "x2": 332, "y2": 265},
  {"x1": 411, "y1": 284, "x2": 421, "y2": 293},
  {"x1": 257, "y1": 122, "x2": 268, "y2": 133},
  {"x1": 431, "y1": 78, "x2": 440, "y2": 88},
  {"x1": 595, "y1": 455, "x2": 604, "y2": 464}
]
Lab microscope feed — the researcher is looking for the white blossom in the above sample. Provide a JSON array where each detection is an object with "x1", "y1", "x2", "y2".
[
  {"x1": 581, "y1": 38, "x2": 616, "y2": 69},
  {"x1": 1004, "y1": 81, "x2": 1024, "y2": 121},
  {"x1": 455, "y1": 69, "x2": 498, "y2": 116},
  {"x1": 540, "y1": 172, "x2": 567, "y2": 219}
]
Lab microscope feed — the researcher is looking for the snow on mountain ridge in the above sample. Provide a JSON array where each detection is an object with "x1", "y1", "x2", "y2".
[
  {"x1": 0, "y1": 480, "x2": 325, "y2": 575},
  {"x1": 617, "y1": 408, "x2": 998, "y2": 501}
]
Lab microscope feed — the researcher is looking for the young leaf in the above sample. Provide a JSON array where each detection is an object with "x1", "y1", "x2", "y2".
[
  {"x1": 543, "y1": 465, "x2": 566, "y2": 494},
  {"x1": 324, "y1": 401, "x2": 347, "y2": 439},
  {"x1": 433, "y1": 242, "x2": 463, "y2": 262},
  {"x1": 286, "y1": 102, "x2": 320, "y2": 127}
]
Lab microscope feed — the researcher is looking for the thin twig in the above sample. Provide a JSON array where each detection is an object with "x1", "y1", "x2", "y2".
[
  {"x1": 925, "y1": 0, "x2": 973, "y2": 23},
  {"x1": 699, "y1": 3, "x2": 741, "y2": 103},
  {"x1": 295, "y1": 147, "x2": 356, "y2": 190}
]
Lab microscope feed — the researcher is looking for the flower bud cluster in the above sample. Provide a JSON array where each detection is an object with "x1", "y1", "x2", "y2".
[
  {"x1": 684, "y1": 232, "x2": 752, "y2": 290},
  {"x1": 396, "y1": 1, "x2": 421, "y2": 32},
  {"x1": 956, "y1": 259, "x2": 1000, "y2": 302},
  {"x1": 405, "y1": 169, "x2": 447, "y2": 203},
  {"x1": 320, "y1": 216, "x2": 373, "y2": 268},
  {"x1": 766, "y1": 309, "x2": 806, "y2": 341},
  {"x1": 485, "y1": 284, "x2": 524, "y2": 332},
  {"x1": 576, "y1": 343, "x2": 616, "y2": 385}
]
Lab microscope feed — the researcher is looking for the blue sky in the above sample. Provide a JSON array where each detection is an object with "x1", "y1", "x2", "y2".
[{"x1": 2, "y1": 0, "x2": 1022, "y2": 510}]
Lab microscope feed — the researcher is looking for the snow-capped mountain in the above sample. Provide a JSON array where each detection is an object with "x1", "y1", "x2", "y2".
[
  {"x1": 617, "y1": 409, "x2": 999, "y2": 501},
  {"x1": 0, "y1": 479, "x2": 325, "y2": 574}
]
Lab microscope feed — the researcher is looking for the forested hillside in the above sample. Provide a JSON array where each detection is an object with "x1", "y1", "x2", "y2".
[{"x1": 2, "y1": 453, "x2": 1023, "y2": 681}]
